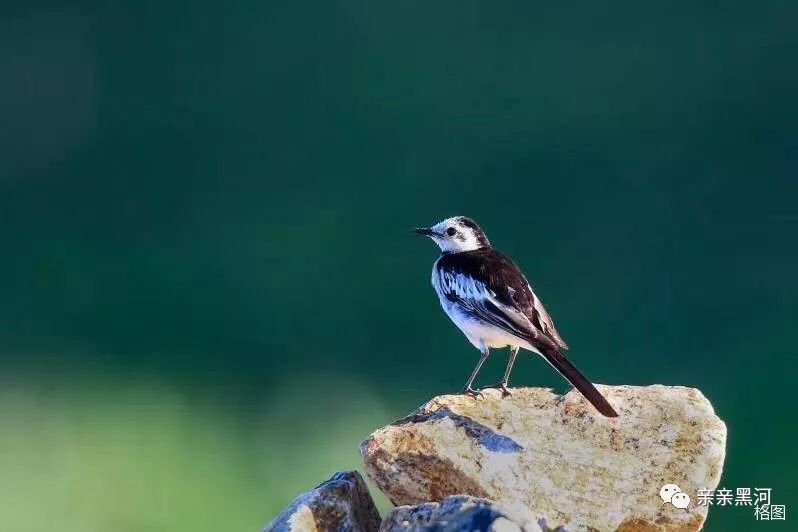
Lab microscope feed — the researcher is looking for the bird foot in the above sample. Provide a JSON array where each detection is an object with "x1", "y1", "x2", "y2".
[
  {"x1": 461, "y1": 387, "x2": 484, "y2": 399},
  {"x1": 480, "y1": 382, "x2": 512, "y2": 398}
]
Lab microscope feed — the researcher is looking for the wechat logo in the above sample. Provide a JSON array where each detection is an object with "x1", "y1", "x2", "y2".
[{"x1": 660, "y1": 484, "x2": 691, "y2": 509}]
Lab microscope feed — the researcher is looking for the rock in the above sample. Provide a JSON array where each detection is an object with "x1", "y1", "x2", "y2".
[
  {"x1": 381, "y1": 495, "x2": 562, "y2": 531},
  {"x1": 263, "y1": 470, "x2": 381, "y2": 532},
  {"x1": 361, "y1": 385, "x2": 726, "y2": 531}
]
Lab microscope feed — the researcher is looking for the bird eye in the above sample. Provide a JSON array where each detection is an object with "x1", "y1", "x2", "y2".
[{"x1": 446, "y1": 227, "x2": 457, "y2": 236}]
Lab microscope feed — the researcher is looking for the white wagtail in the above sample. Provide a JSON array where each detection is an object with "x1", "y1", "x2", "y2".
[{"x1": 414, "y1": 216, "x2": 618, "y2": 417}]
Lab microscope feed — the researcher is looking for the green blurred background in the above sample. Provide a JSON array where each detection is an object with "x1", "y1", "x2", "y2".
[{"x1": 1, "y1": 2, "x2": 796, "y2": 531}]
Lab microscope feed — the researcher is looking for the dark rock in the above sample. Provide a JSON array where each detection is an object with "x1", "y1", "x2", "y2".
[
  {"x1": 264, "y1": 470, "x2": 381, "y2": 532},
  {"x1": 380, "y1": 495, "x2": 561, "y2": 532}
]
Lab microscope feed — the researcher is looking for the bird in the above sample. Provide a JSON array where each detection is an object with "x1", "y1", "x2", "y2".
[{"x1": 414, "y1": 216, "x2": 618, "y2": 417}]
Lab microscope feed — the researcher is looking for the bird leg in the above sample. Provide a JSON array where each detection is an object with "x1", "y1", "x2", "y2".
[
  {"x1": 461, "y1": 346, "x2": 489, "y2": 399},
  {"x1": 481, "y1": 346, "x2": 518, "y2": 397}
]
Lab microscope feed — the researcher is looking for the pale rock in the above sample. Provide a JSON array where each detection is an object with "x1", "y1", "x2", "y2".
[
  {"x1": 361, "y1": 385, "x2": 726, "y2": 531},
  {"x1": 263, "y1": 470, "x2": 381, "y2": 532}
]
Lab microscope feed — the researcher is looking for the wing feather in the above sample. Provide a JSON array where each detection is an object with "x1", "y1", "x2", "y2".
[
  {"x1": 526, "y1": 284, "x2": 569, "y2": 350},
  {"x1": 436, "y1": 269, "x2": 559, "y2": 351},
  {"x1": 435, "y1": 249, "x2": 568, "y2": 351}
]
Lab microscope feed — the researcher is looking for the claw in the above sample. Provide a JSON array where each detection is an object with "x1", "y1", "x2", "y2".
[
  {"x1": 461, "y1": 387, "x2": 484, "y2": 399},
  {"x1": 480, "y1": 382, "x2": 512, "y2": 398}
]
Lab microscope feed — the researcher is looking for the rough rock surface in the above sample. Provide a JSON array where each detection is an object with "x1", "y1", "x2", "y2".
[
  {"x1": 381, "y1": 495, "x2": 561, "y2": 532},
  {"x1": 263, "y1": 470, "x2": 381, "y2": 532},
  {"x1": 361, "y1": 385, "x2": 726, "y2": 531}
]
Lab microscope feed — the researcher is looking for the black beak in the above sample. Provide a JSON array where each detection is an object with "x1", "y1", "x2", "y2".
[{"x1": 413, "y1": 227, "x2": 436, "y2": 237}]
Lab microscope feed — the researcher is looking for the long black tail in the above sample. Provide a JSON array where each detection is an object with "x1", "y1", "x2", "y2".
[{"x1": 541, "y1": 350, "x2": 618, "y2": 417}]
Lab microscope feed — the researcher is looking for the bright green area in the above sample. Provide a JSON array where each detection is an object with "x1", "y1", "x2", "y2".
[
  {"x1": 0, "y1": 2, "x2": 796, "y2": 531},
  {"x1": 0, "y1": 375, "x2": 394, "y2": 531}
]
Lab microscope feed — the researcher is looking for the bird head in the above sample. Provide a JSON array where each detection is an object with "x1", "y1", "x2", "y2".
[{"x1": 414, "y1": 216, "x2": 491, "y2": 253}]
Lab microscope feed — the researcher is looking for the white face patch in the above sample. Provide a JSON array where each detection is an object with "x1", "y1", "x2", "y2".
[{"x1": 428, "y1": 217, "x2": 484, "y2": 252}]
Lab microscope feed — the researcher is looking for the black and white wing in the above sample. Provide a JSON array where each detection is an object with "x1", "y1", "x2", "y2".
[{"x1": 434, "y1": 249, "x2": 566, "y2": 352}]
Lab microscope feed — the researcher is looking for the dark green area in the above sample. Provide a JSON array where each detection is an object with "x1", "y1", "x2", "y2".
[{"x1": 0, "y1": 2, "x2": 795, "y2": 530}]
